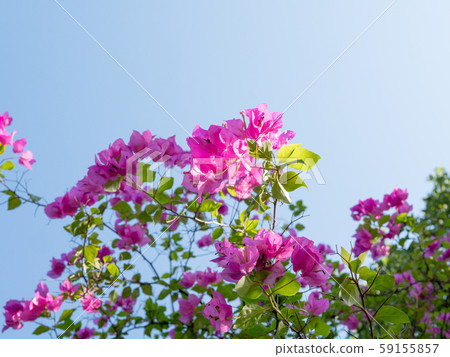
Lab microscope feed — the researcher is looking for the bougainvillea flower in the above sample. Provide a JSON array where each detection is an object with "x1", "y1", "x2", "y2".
[
  {"x1": 370, "y1": 242, "x2": 390, "y2": 260},
  {"x1": 424, "y1": 237, "x2": 442, "y2": 258},
  {"x1": 179, "y1": 272, "x2": 196, "y2": 288},
  {"x1": 13, "y1": 138, "x2": 27, "y2": 153},
  {"x1": 0, "y1": 112, "x2": 12, "y2": 127},
  {"x1": 59, "y1": 279, "x2": 80, "y2": 296},
  {"x1": 75, "y1": 327, "x2": 96, "y2": 339},
  {"x1": 394, "y1": 271, "x2": 415, "y2": 285},
  {"x1": 115, "y1": 222, "x2": 151, "y2": 250},
  {"x1": 128, "y1": 130, "x2": 152, "y2": 153},
  {"x1": 195, "y1": 268, "x2": 222, "y2": 287},
  {"x1": 45, "y1": 131, "x2": 190, "y2": 219},
  {"x1": 437, "y1": 248, "x2": 450, "y2": 261},
  {"x1": 245, "y1": 229, "x2": 294, "y2": 265},
  {"x1": 97, "y1": 245, "x2": 114, "y2": 263},
  {"x1": 261, "y1": 261, "x2": 286, "y2": 285},
  {"x1": 383, "y1": 187, "x2": 409, "y2": 208},
  {"x1": 19, "y1": 282, "x2": 62, "y2": 322},
  {"x1": 201, "y1": 292, "x2": 232, "y2": 333},
  {"x1": 212, "y1": 239, "x2": 259, "y2": 283},
  {"x1": 115, "y1": 296, "x2": 136, "y2": 313},
  {"x1": 47, "y1": 258, "x2": 66, "y2": 279},
  {"x1": 0, "y1": 129, "x2": 16, "y2": 146},
  {"x1": 2, "y1": 300, "x2": 24, "y2": 332},
  {"x1": 353, "y1": 228, "x2": 372, "y2": 256},
  {"x1": 184, "y1": 104, "x2": 294, "y2": 201},
  {"x1": 342, "y1": 313, "x2": 359, "y2": 330},
  {"x1": 81, "y1": 294, "x2": 102, "y2": 313},
  {"x1": 18, "y1": 150, "x2": 36, "y2": 170},
  {"x1": 291, "y1": 235, "x2": 323, "y2": 274},
  {"x1": 301, "y1": 292, "x2": 330, "y2": 316},
  {"x1": 196, "y1": 234, "x2": 213, "y2": 248},
  {"x1": 300, "y1": 263, "x2": 333, "y2": 288},
  {"x1": 178, "y1": 294, "x2": 201, "y2": 324}
]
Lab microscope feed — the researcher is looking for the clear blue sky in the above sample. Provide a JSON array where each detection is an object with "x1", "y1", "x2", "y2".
[{"x1": 1, "y1": 0, "x2": 449, "y2": 338}]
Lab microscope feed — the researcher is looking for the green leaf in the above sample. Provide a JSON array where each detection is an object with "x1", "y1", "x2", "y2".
[
  {"x1": 279, "y1": 171, "x2": 307, "y2": 192},
  {"x1": 235, "y1": 276, "x2": 262, "y2": 299},
  {"x1": 357, "y1": 251, "x2": 368, "y2": 264},
  {"x1": 245, "y1": 220, "x2": 259, "y2": 235},
  {"x1": 376, "y1": 306, "x2": 410, "y2": 324},
  {"x1": 315, "y1": 321, "x2": 330, "y2": 336},
  {"x1": 138, "y1": 163, "x2": 156, "y2": 183},
  {"x1": 276, "y1": 320, "x2": 288, "y2": 337},
  {"x1": 112, "y1": 201, "x2": 133, "y2": 219},
  {"x1": 340, "y1": 247, "x2": 351, "y2": 264},
  {"x1": 272, "y1": 179, "x2": 291, "y2": 204},
  {"x1": 273, "y1": 272, "x2": 301, "y2": 296},
  {"x1": 104, "y1": 175, "x2": 123, "y2": 193},
  {"x1": 141, "y1": 285, "x2": 153, "y2": 296},
  {"x1": 33, "y1": 325, "x2": 51, "y2": 335},
  {"x1": 132, "y1": 287, "x2": 140, "y2": 299},
  {"x1": 170, "y1": 251, "x2": 178, "y2": 261},
  {"x1": 109, "y1": 290, "x2": 119, "y2": 304},
  {"x1": 122, "y1": 286, "x2": 132, "y2": 299},
  {"x1": 158, "y1": 177, "x2": 174, "y2": 192},
  {"x1": 234, "y1": 304, "x2": 267, "y2": 330},
  {"x1": 278, "y1": 144, "x2": 321, "y2": 171},
  {"x1": 349, "y1": 253, "x2": 367, "y2": 273},
  {"x1": 145, "y1": 204, "x2": 158, "y2": 215},
  {"x1": 217, "y1": 284, "x2": 238, "y2": 301},
  {"x1": 107, "y1": 263, "x2": 119, "y2": 277},
  {"x1": 28, "y1": 194, "x2": 41, "y2": 203},
  {"x1": 278, "y1": 144, "x2": 300, "y2": 163},
  {"x1": 395, "y1": 213, "x2": 408, "y2": 223},
  {"x1": 372, "y1": 275, "x2": 395, "y2": 292},
  {"x1": 212, "y1": 227, "x2": 223, "y2": 240},
  {"x1": 310, "y1": 318, "x2": 331, "y2": 337},
  {"x1": 359, "y1": 266, "x2": 377, "y2": 282},
  {"x1": 349, "y1": 259, "x2": 362, "y2": 274},
  {"x1": 7, "y1": 196, "x2": 21, "y2": 210},
  {"x1": 0, "y1": 160, "x2": 14, "y2": 170},
  {"x1": 84, "y1": 245, "x2": 98, "y2": 263},
  {"x1": 199, "y1": 199, "x2": 222, "y2": 212},
  {"x1": 226, "y1": 185, "x2": 237, "y2": 197},
  {"x1": 339, "y1": 277, "x2": 359, "y2": 306},
  {"x1": 1, "y1": 189, "x2": 15, "y2": 196},
  {"x1": 378, "y1": 215, "x2": 391, "y2": 225},
  {"x1": 258, "y1": 141, "x2": 273, "y2": 160},
  {"x1": 158, "y1": 288, "x2": 171, "y2": 300},
  {"x1": 58, "y1": 309, "x2": 75, "y2": 323},
  {"x1": 254, "y1": 270, "x2": 271, "y2": 282},
  {"x1": 181, "y1": 251, "x2": 193, "y2": 259},
  {"x1": 119, "y1": 251, "x2": 132, "y2": 260}
]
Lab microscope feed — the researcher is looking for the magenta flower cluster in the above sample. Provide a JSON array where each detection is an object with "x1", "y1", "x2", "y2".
[
  {"x1": 3, "y1": 282, "x2": 62, "y2": 332},
  {"x1": 46, "y1": 248, "x2": 82, "y2": 279},
  {"x1": 183, "y1": 103, "x2": 295, "y2": 199},
  {"x1": 212, "y1": 229, "x2": 293, "y2": 283},
  {"x1": 212, "y1": 229, "x2": 330, "y2": 290},
  {"x1": 179, "y1": 268, "x2": 222, "y2": 288},
  {"x1": 350, "y1": 187, "x2": 413, "y2": 257},
  {"x1": 0, "y1": 112, "x2": 35, "y2": 169},
  {"x1": 44, "y1": 130, "x2": 190, "y2": 220},
  {"x1": 201, "y1": 292, "x2": 233, "y2": 333},
  {"x1": 196, "y1": 234, "x2": 213, "y2": 248}
]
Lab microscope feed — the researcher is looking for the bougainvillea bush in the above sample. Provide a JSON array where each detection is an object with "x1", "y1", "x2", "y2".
[{"x1": 1, "y1": 106, "x2": 448, "y2": 339}]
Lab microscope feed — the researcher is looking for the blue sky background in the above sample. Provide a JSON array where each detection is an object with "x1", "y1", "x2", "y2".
[{"x1": 1, "y1": 0, "x2": 449, "y2": 338}]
